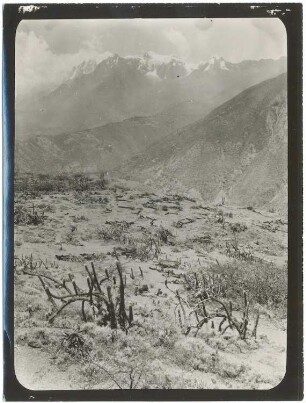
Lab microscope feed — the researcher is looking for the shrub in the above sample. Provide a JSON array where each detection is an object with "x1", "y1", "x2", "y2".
[
  {"x1": 14, "y1": 204, "x2": 45, "y2": 225},
  {"x1": 15, "y1": 172, "x2": 110, "y2": 194},
  {"x1": 96, "y1": 222, "x2": 130, "y2": 242},
  {"x1": 205, "y1": 261, "x2": 287, "y2": 309}
]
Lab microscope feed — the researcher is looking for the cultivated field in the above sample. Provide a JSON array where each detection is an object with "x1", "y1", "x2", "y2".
[{"x1": 14, "y1": 174, "x2": 287, "y2": 390}]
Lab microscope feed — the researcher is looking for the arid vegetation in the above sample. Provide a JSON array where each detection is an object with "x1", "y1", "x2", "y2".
[{"x1": 14, "y1": 173, "x2": 287, "y2": 390}]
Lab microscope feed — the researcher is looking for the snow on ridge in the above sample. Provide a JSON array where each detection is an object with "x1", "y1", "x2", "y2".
[
  {"x1": 204, "y1": 55, "x2": 230, "y2": 71},
  {"x1": 144, "y1": 51, "x2": 181, "y2": 65},
  {"x1": 68, "y1": 52, "x2": 114, "y2": 81},
  {"x1": 220, "y1": 60, "x2": 229, "y2": 70},
  {"x1": 125, "y1": 54, "x2": 143, "y2": 60},
  {"x1": 145, "y1": 69, "x2": 162, "y2": 80},
  {"x1": 69, "y1": 60, "x2": 97, "y2": 80},
  {"x1": 97, "y1": 51, "x2": 115, "y2": 63},
  {"x1": 185, "y1": 62, "x2": 199, "y2": 75},
  {"x1": 68, "y1": 51, "x2": 232, "y2": 84}
]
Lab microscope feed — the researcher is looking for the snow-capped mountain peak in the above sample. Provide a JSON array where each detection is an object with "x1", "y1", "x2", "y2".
[
  {"x1": 142, "y1": 51, "x2": 196, "y2": 79},
  {"x1": 68, "y1": 51, "x2": 114, "y2": 81},
  {"x1": 143, "y1": 51, "x2": 180, "y2": 65},
  {"x1": 204, "y1": 55, "x2": 230, "y2": 71},
  {"x1": 105, "y1": 53, "x2": 120, "y2": 66},
  {"x1": 69, "y1": 59, "x2": 98, "y2": 81},
  {"x1": 67, "y1": 52, "x2": 233, "y2": 85}
]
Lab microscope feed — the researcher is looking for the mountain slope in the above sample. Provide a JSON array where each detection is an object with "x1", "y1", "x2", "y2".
[
  {"x1": 118, "y1": 74, "x2": 287, "y2": 211},
  {"x1": 15, "y1": 115, "x2": 182, "y2": 174},
  {"x1": 16, "y1": 54, "x2": 286, "y2": 139}
]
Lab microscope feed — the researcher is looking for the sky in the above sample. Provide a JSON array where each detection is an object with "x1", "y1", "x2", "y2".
[{"x1": 16, "y1": 18, "x2": 287, "y2": 98}]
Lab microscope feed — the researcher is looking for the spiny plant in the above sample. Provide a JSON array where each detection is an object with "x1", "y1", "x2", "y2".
[
  {"x1": 166, "y1": 275, "x2": 260, "y2": 340},
  {"x1": 14, "y1": 254, "x2": 59, "y2": 273},
  {"x1": 21, "y1": 251, "x2": 135, "y2": 333},
  {"x1": 225, "y1": 236, "x2": 255, "y2": 262}
]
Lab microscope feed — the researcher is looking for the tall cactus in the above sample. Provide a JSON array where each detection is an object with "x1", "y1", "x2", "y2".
[
  {"x1": 128, "y1": 305, "x2": 134, "y2": 326},
  {"x1": 116, "y1": 259, "x2": 127, "y2": 330},
  {"x1": 91, "y1": 262, "x2": 102, "y2": 292},
  {"x1": 29, "y1": 254, "x2": 134, "y2": 332},
  {"x1": 107, "y1": 286, "x2": 117, "y2": 329}
]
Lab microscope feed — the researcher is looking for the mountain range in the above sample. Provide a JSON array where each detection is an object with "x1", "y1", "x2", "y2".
[
  {"x1": 15, "y1": 53, "x2": 287, "y2": 211},
  {"x1": 118, "y1": 73, "x2": 287, "y2": 212},
  {"x1": 16, "y1": 53, "x2": 286, "y2": 139}
]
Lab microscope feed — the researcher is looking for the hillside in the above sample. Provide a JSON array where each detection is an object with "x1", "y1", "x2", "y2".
[
  {"x1": 15, "y1": 115, "x2": 180, "y2": 174},
  {"x1": 118, "y1": 74, "x2": 287, "y2": 212},
  {"x1": 14, "y1": 176, "x2": 287, "y2": 390},
  {"x1": 16, "y1": 54, "x2": 286, "y2": 139}
]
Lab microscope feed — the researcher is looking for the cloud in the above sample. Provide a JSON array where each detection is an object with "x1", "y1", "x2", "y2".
[
  {"x1": 15, "y1": 18, "x2": 287, "y2": 99},
  {"x1": 15, "y1": 28, "x2": 105, "y2": 98},
  {"x1": 18, "y1": 20, "x2": 96, "y2": 54},
  {"x1": 189, "y1": 18, "x2": 286, "y2": 63},
  {"x1": 163, "y1": 28, "x2": 189, "y2": 57}
]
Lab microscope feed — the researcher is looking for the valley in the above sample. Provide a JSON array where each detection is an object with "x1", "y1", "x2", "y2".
[{"x1": 16, "y1": 53, "x2": 286, "y2": 140}]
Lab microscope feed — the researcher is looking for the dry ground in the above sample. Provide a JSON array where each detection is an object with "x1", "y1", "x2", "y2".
[{"x1": 14, "y1": 178, "x2": 287, "y2": 390}]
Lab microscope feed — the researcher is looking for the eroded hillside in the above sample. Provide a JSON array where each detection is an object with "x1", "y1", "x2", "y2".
[{"x1": 118, "y1": 74, "x2": 287, "y2": 212}]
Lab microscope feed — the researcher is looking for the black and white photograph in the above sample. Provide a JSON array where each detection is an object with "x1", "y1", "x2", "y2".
[{"x1": 7, "y1": 6, "x2": 300, "y2": 395}]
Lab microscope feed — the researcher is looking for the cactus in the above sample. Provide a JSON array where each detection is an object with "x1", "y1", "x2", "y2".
[
  {"x1": 229, "y1": 301, "x2": 233, "y2": 316},
  {"x1": 116, "y1": 259, "x2": 127, "y2": 330},
  {"x1": 252, "y1": 313, "x2": 260, "y2": 338},
  {"x1": 128, "y1": 305, "x2": 134, "y2": 325},
  {"x1": 241, "y1": 290, "x2": 249, "y2": 339},
  {"x1": 27, "y1": 254, "x2": 134, "y2": 333},
  {"x1": 176, "y1": 290, "x2": 187, "y2": 322},
  {"x1": 38, "y1": 275, "x2": 46, "y2": 291},
  {"x1": 201, "y1": 298, "x2": 208, "y2": 319},
  {"x1": 72, "y1": 280, "x2": 79, "y2": 295},
  {"x1": 218, "y1": 316, "x2": 227, "y2": 332},
  {"x1": 81, "y1": 300, "x2": 87, "y2": 322},
  {"x1": 139, "y1": 267, "x2": 143, "y2": 278},
  {"x1": 85, "y1": 265, "x2": 94, "y2": 286},
  {"x1": 202, "y1": 274, "x2": 207, "y2": 289},
  {"x1": 62, "y1": 279, "x2": 72, "y2": 295},
  {"x1": 91, "y1": 262, "x2": 102, "y2": 292},
  {"x1": 107, "y1": 286, "x2": 117, "y2": 329},
  {"x1": 177, "y1": 309, "x2": 183, "y2": 329},
  {"x1": 130, "y1": 268, "x2": 134, "y2": 279},
  {"x1": 194, "y1": 310, "x2": 200, "y2": 323},
  {"x1": 183, "y1": 274, "x2": 195, "y2": 291},
  {"x1": 86, "y1": 277, "x2": 93, "y2": 305},
  {"x1": 45, "y1": 286, "x2": 57, "y2": 309},
  {"x1": 105, "y1": 268, "x2": 110, "y2": 280}
]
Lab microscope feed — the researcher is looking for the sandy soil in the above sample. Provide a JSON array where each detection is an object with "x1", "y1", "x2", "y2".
[{"x1": 14, "y1": 181, "x2": 287, "y2": 390}]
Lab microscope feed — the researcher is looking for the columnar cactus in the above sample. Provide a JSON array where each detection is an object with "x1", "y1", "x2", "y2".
[{"x1": 107, "y1": 286, "x2": 117, "y2": 329}]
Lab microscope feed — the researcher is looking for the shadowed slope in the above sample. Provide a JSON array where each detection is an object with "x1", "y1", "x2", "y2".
[{"x1": 118, "y1": 74, "x2": 287, "y2": 211}]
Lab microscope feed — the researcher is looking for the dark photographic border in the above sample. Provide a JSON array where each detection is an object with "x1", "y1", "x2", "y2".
[{"x1": 3, "y1": 3, "x2": 303, "y2": 401}]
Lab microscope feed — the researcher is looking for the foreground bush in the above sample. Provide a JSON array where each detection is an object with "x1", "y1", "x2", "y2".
[{"x1": 197, "y1": 260, "x2": 287, "y2": 310}]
